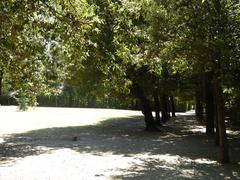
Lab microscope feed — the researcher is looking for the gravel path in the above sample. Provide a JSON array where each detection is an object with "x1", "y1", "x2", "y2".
[{"x1": 0, "y1": 106, "x2": 239, "y2": 180}]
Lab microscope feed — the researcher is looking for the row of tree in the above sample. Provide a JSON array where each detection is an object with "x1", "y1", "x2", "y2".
[{"x1": 0, "y1": 0, "x2": 240, "y2": 163}]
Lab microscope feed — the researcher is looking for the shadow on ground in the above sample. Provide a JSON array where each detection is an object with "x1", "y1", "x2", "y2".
[{"x1": 0, "y1": 114, "x2": 239, "y2": 179}]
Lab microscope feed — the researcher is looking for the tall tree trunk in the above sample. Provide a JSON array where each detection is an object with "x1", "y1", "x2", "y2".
[
  {"x1": 214, "y1": 92, "x2": 220, "y2": 146},
  {"x1": 131, "y1": 83, "x2": 159, "y2": 131},
  {"x1": 154, "y1": 94, "x2": 161, "y2": 126},
  {"x1": 212, "y1": 0, "x2": 229, "y2": 163},
  {"x1": 214, "y1": 79, "x2": 229, "y2": 163},
  {"x1": 69, "y1": 90, "x2": 74, "y2": 107},
  {"x1": 170, "y1": 96, "x2": 176, "y2": 117},
  {"x1": 167, "y1": 98, "x2": 171, "y2": 118},
  {"x1": 195, "y1": 93, "x2": 203, "y2": 122},
  {"x1": 215, "y1": 118, "x2": 220, "y2": 146},
  {"x1": 0, "y1": 71, "x2": 3, "y2": 105},
  {"x1": 0, "y1": 71, "x2": 3, "y2": 96},
  {"x1": 205, "y1": 74, "x2": 215, "y2": 135},
  {"x1": 88, "y1": 96, "x2": 96, "y2": 108},
  {"x1": 160, "y1": 94, "x2": 169, "y2": 123}
]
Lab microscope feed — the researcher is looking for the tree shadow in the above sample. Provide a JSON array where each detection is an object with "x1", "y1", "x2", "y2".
[
  {"x1": 111, "y1": 157, "x2": 239, "y2": 180},
  {"x1": 0, "y1": 114, "x2": 239, "y2": 179}
]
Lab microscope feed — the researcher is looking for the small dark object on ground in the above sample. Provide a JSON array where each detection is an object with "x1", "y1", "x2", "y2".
[{"x1": 72, "y1": 136, "x2": 78, "y2": 141}]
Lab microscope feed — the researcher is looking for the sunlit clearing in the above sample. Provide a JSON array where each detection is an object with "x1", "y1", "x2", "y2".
[
  {"x1": 0, "y1": 106, "x2": 239, "y2": 179},
  {"x1": 139, "y1": 154, "x2": 217, "y2": 166},
  {"x1": 0, "y1": 151, "x2": 220, "y2": 180},
  {"x1": 117, "y1": 153, "x2": 218, "y2": 179},
  {"x1": 0, "y1": 149, "x2": 137, "y2": 180},
  {"x1": 0, "y1": 106, "x2": 142, "y2": 135}
]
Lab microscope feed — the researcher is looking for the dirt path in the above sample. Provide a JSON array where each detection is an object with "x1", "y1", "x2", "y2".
[{"x1": 0, "y1": 107, "x2": 239, "y2": 179}]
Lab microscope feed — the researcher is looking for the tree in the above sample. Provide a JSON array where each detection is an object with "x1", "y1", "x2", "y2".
[
  {"x1": 0, "y1": 0, "x2": 69, "y2": 109},
  {"x1": 168, "y1": 0, "x2": 240, "y2": 163}
]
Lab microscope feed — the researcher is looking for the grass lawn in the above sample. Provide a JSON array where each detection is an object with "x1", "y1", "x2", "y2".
[{"x1": 0, "y1": 106, "x2": 239, "y2": 180}]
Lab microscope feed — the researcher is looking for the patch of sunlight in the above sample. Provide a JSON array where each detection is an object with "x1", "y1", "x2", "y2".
[
  {"x1": 0, "y1": 138, "x2": 5, "y2": 143},
  {"x1": 138, "y1": 153, "x2": 217, "y2": 167},
  {"x1": 226, "y1": 129, "x2": 240, "y2": 136},
  {"x1": 0, "y1": 148, "x2": 139, "y2": 180},
  {"x1": 158, "y1": 165, "x2": 175, "y2": 170},
  {"x1": 189, "y1": 126, "x2": 206, "y2": 133},
  {"x1": 225, "y1": 177, "x2": 232, "y2": 180},
  {"x1": 162, "y1": 133, "x2": 187, "y2": 139},
  {"x1": 178, "y1": 122, "x2": 206, "y2": 134},
  {"x1": 176, "y1": 110, "x2": 195, "y2": 116},
  {"x1": 157, "y1": 154, "x2": 181, "y2": 164},
  {"x1": 180, "y1": 169, "x2": 196, "y2": 178},
  {"x1": 192, "y1": 158, "x2": 217, "y2": 165},
  {"x1": 182, "y1": 157, "x2": 218, "y2": 164},
  {"x1": 0, "y1": 106, "x2": 142, "y2": 135},
  {"x1": 138, "y1": 153, "x2": 182, "y2": 165},
  {"x1": 232, "y1": 171, "x2": 240, "y2": 178},
  {"x1": 220, "y1": 174, "x2": 231, "y2": 180}
]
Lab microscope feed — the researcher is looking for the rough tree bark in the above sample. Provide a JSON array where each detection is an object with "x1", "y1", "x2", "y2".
[
  {"x1": 213, "y1": 91, "x2": 220, "y2": 146},
  {"x1": 212, "y1": 0, "x2": 230, "y2": 163},
  {"x1": 195, "y1": 93, "x2": 203, "y2": 122},
  {"x1": 131, "y1": 82, "x2": 159, "y2": 131},
  {"x1": 0, "y1": 71, "x2": 3, "y2": 105},
  {"x1": 160, "y1": 94, "x2": 169, "y2": 123},
  {"x1": 167, "y1": 98, "x2": 171, "y2": 118},
  {"x1": 205, "y1": 74, "x2": 215, "y2": 135},
  {"x1": 215, "y1": 114, "x2": 220, "y2": 146},
  {"x1": 0, "y1": 71, "x2": 3, "y2": 96},
  {"x1": 170, "y1": 96, "x2": 176, "y2": 117},
  {"x1": 68, "y1": 89, "x2": 74, "y2": 107},
  {"x1": 214, "y1": 79, "x2": 229, "y2": 163},
  {"x1": 154, "y1": 94, "x2": 162, "y2": 126}
]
